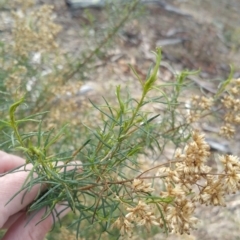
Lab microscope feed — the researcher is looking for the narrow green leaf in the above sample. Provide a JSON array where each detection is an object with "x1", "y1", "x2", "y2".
[{"x1": 45, "y1": 124, "x2": 68, "y2": 150}]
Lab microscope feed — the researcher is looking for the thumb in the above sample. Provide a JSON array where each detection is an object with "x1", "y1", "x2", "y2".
[{"x1": 2, "y1": 203, "x2": 70, "y2": 240}]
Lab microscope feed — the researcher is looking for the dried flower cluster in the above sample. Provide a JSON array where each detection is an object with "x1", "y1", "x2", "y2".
[
  {"x1": 193, "y1": 95, "x2": 213, "y2": 110},
  {"x1": 113, "y1": 131, "x2": 240, "y2": 237},
  {"x1": 132, "y1": 178, "x2": 155, "y2": 193},
  {"x1": 156, "y1": 132, "x2": 210, "y2": 234},
  {"x1": 12, "y1": 4, "x2": 61, "y2": 57},
  {"x1": 13, "y1": 0, "x2": 34, "y2": 11},
  {"x1": 2, "y1": 2, "x2": 62, "y2": 98},
  {"x1": 220, "y1": 78, "x2": 240, "y2": 138},
  {"x1": 113, "y1": 200, "x2": 159, "y2": 238},
  {"x1": 160, "y1": 132, "x2": 240, "y2": 232},
  {"x1": 4, "y1": 2, "x2": 88, "y2": 127},
  {"x1": 187, "y1": 95, "x2": 213, "y2": 123},
  {"x1": 4, "y1": 65, "x2": 27, "y2": 96},
  {"x1": 186, "y1": 78, "x2": 240, "y2": 139},
  {"x1": 112, "y1": 179, "x2": 157, "y2": 237}
]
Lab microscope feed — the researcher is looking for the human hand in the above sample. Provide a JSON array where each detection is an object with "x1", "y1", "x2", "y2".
[{"x1": 0, "y1": 151, "x2": 70, "y2": 240}]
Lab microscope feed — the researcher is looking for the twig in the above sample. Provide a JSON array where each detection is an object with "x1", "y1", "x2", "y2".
[{"x1": 63, "y1": 0, "x2": 141, "y2": 82}]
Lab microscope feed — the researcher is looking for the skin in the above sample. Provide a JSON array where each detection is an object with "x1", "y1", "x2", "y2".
[{"x1": 0, "y1": 151, "x2": 71, "y2": 240}]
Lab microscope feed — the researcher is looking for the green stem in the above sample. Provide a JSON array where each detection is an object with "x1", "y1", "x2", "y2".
[
  {"x1": 64, "y1": 0, "x2": 140, "y2": 82},
  {"x1": 125, "y1": 93, "x2": 145, "y2": 133}
]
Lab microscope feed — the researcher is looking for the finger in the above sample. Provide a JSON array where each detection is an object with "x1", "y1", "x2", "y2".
[
  {"x1": 2, "y1": 212, "x2": 25, "y2": 229},
  {"x1": 0, "y1": 151, "x2": 25, "y2": 174},
  {"x1": 0, "y1": 164, "x2": 42, "y2": 228},
  {"x1": 0, "y1": 161, "x2": 81, "y2": 229},
  {"x1": 2, "y1": 203, "x2": 70, "y2": 240}
]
